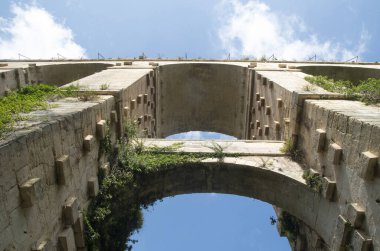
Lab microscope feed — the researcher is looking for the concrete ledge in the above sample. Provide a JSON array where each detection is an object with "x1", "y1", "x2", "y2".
[
  {"x1": 322, "y1": 177, "x2": 336, "y2": 201},
  {"x1": 352, "y1": 230, "x2": 372, "y2": 251},
  {"x1": 31, "y1": 239, "x2": 52, "y2": 251},
  {"x1": 346, "y1": 203, "x2": 365, "y2": 228},
  {"x1": 96, "y1": 120, "x2": 107, "y2": 139},
  {"x1": 63, "y1": 197, "x2": 79, "y2": 226},
  {"x1": 358, "y1": 151, "x2": 378, "y2": 180},
  {"x1": 88, "y1": 177, "x2": 99, "y2": 198},
  {"x1": 315, "y1": 129, "x2": 326, "y2": 152},
  {"x1": 329, "y1": 143, "x2": 342, "y2": 165},
  {"x1": 58, "y1": 228, "x2": 76, "y2": 251},
  {"x1": 333, "y1": 215, "x2": 352, "y2": 250},
  {"x1": 55, "y1": 155, "x2": 70, "y2": 185},
  {"x1": 19, "y1": 178, "x2": 42, "y2": 208},
  {"x1": 83, "y1": 135, "x2": 95, "y2": 152},
  {"x1": 73, "y1": 217, "x2": 86, "y2": 248}
]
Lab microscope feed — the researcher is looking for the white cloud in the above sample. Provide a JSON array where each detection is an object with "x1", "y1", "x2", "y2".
[
  {"x1": 217, "y1": 0, "x2": 369, "y2": 61},
  {"x1": 0, "y1": 3, "x2": 86, "y2": 59}
]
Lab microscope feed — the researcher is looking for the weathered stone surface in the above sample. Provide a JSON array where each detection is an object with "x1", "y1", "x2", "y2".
[
  {"x1": 110, "y1": 110, "x2": 118, "y2": 123},
  {"x1": 358, "y1": 151, "x2": 378, "y2": 180},
  {"x1": 346, "y1": 203, "x2": 365, "y2": 228},
  {"x1": 58, "y1": 228, "x2": 76, "y2": 251},
  {"x1": 31, "y1": 239, "x2": 53, "y2": 251},
  {"x1": 333, "y1": 215, "x2": 352, "y2": 250},
  {"x1": 88, "y1": 177, "x2": 99, "y2": 198},
  {"x1": 19, "y1": 178, "x2": 42, "y2": 208},
  {"x1": 96, "y1": 120, "x2": 107, "y2": 139},
  {"x1": 55, "y1": 155, "x2": 70, "y2": 185},
  {"x1": 321, "y1": 177, "x2": 336, "y2": 201},
  {"x1": 265, "y1": 106, "x2": 271, "y2": 115},
  {"x1": 315, "y1": 129, "x2": 326, "y2": 152},
  {"x1": 277, "y1": 98, "x2": 283, "y2": 108},
  {"x1": 63, "y1": 197, "x2": 79, "y2": 226},
  {"x1": 329, "y1": 143, "x2": 342, "y2": 165},
  {"x1": 352, "y1": 230, "x2": 372, "y2": 251},
  {"x1": 73, "y1": 217, "x2": 86, "y2": 248},
  {"x1": 83, "y1": 135, "x2": 95, "y2": 152}
]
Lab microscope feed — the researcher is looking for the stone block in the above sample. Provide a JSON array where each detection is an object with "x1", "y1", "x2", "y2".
[
  {"x1": 315, "y1": 129, "x2": 326, "y2": 152},
  {"x1": 278, "y1": 63, "x2": 287, "y2": 68},
  {"x1": 32, "y1": 239, "x2": 53, "y2": 251},
  {"x1": 83, "y1": 135, "x2": 95, "y2": 152},
  {"x1": 277, "y1": 98, "x2": 283, "y2": 108},
  {"x1": 264, "y1": 125, "x2": 269, "y2": 135},
  {"x1": 250, "y1": 122, "x2": 254, "y2": 129},
  {"x1": 110, "y1": 110, "x2": 118, "y2": 123},
  {"x1": 346, "y1": 203, "x2": 365, "y2": 228},
  {"x1": 143, "y1": 94, "x2": 148, "y2": 103},
  {"x1": 29, "y1": 63, "x2": 37, "y2": 67},
  {"x1": 96, "y1": 120, "x2": 107, "y2": 139},
  {"x1": 55, "y1": 155, "x2": 70, "y2": 185},
  {"x1": 358, "y1": 151, "x2": 378, "y2": 180},
  {"x1": 130, "y1": 99, "x2": 136, "y2": 109},
  {"x1": 352, "y1": 230, "x2": 372, "y2": 251},
  {"x1": 251, "y1": 136, "x2": 256, "y2": 140},
  {"x1": 73, "y1": 217, "x2": 86, "y2": 248},
  {"x1": 63, "y1": 197, "x2": 79, "y2": 226},
  {"x1": 123, "y1": 107, "x2": 130, "y2": 117},
  {"x1": 274, "y1": 121, "x2": 280, "y2": 131},
  {"x1": 19, "y1": 178, "x2": 42, "y2": 208},
  {"x1": 58, "y1": 228, "x2": 76, "y2": 251},
  {"x1": 333, "y1": 215, "x2": 352, "y2": 250},
  {"x1": 257, "y1": 101, "x2": 261, "y2": 110},
  {"x1": 269, "y1": 81, "x2": 274, "y2": 88},
  {"x1": 329, "y1": 143, "x2": 342, "y2": 165},
  {"x1": 137, "y1": 94, "x2": 143, "y2": 104},
  {"x1": 149, "y1": 62, "x2": 159, "y2": 66},
  {"x1": 251, "y1": 107, "x2": 255, "y2": 114},
  {"x1": 260, "y1": 97, "x2": 265, "y2": 106},
  {"x1": 321, "y1": 177, "x2": 336, "y2": 201},
  {"x1": 115, "y1": 63, "x2": 122, "y2": 66},
  {"x1": 257, "y1": 73, "x2": 262, "y2": 80},
  {"x1": 123, "y1": 61, "x2": 133, "y2": 65},
  {"x1": 257, "y1": 127, "x2": 262, "y2": 136},
  {"x1": 144, "y1": 115, "x2": 148, "y2": 121},
  {"x1": 255, "y1": 120, "x2": 260, "y2": 128},
  {"x1": 265, "y1": 106, "x2": 271, "y2": 115},
  {"x1": 150, "y1": 87, "x2": 155, "y2": 94},
  {"x1": 100, "y1": 163, "x2": 110, "y2": 176},
  {"x1": 137, "y1": 116, "x2": 143, "y2": 124},
  {"x1": 249, "y1": 62, "x2": 257, "y2": 68},
  {"x1": 256, "y1": 93, "x2": 260, "y2": 101},
  {"x1": 88, "y1": 177, "x2": 99, "y2": 198},
  {"x1": 262, "y1": 77, "x2": 268, "y2": 86}
]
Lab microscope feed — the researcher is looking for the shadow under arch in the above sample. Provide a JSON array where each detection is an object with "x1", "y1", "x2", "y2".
[
  {"x1": 156, "y1": 63, "x2": 249, "y2": 139},
  {"x1": 91, "y1": 159, "x2": 338, "y2": 250}
]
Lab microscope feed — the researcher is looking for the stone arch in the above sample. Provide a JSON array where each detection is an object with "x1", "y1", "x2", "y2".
[
  {"x1": 156, "y1": 63, "x2": 249, "y2": 139},
  {"x1": 103, "y1": 158, "x2": 338, "y2": 250}
]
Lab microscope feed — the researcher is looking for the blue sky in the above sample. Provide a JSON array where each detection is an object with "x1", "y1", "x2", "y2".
[
  {"x1": 0, "y1": 0, "x2": 379, "y2": 61},
  {"x1": 0, "y1": 1, "x2": 379, "y2": 250}
]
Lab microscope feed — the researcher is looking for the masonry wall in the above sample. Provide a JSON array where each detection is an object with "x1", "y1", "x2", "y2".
[
  {"x1": 0, "y1": 96, "x2": 116, "y2": 250},
  {"x1": 299, "y1": 99, "x2": 380, "y2": 249}
]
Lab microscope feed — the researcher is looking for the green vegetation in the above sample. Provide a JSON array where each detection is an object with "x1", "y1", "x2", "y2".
[
  {"x1": 279, "y1": 211, "x2": 300, "y2": 241},
  {"x1": 204, "y1": 141, "x2": 230, "y2": 161},
  {"x1": 302, "y1": 170, "x2": 323, "y2": 193},
  {"x1": 280, "y1": 138, "x2": 303, "y2": 161},
  {"x1": 304, "y1": 75, "x2": 380, "y2": 104},
  {"x1": 0, "y1": 84, "x2": 79, "y2": 138},
  {"x1": 99, "y1": 83, "x2": 110, "y2": 90}
]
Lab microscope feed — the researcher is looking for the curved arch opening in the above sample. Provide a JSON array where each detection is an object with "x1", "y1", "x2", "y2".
[
  {"x1": 130, "y1": 193, "x2": 291, "y2": 251},
  {"x1": 166, "y1": 131, "x2": 237, "y2": 140},
  {"x1": 156, "y1": 63, "x2": 249, "y2": 139}
]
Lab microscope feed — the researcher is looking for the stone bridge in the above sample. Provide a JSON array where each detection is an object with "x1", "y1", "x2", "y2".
[{"x1": 0, "y1": 60, "x2": 379, "y2": 250}]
